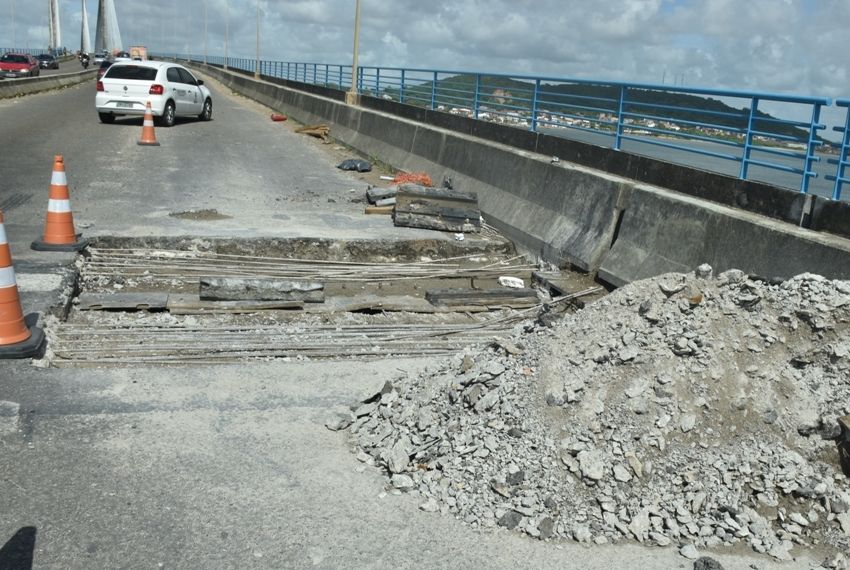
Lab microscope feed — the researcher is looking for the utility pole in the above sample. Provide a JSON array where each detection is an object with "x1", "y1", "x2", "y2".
[
  {"x1": 254, "y1": 1, "x2": 260, "y2": 79},
  {"x1": 346, "y1": 0, "x2": 361, "y2": 105},
  {"x1": 224, "y1": 0, "x2": 229, "y2": 70},
  {"x1": 11, "y1": 0, "x2": 15, "y2": 47},
  {"x1": 203, "y1": 0, "x2": 208, "y2": 64}
]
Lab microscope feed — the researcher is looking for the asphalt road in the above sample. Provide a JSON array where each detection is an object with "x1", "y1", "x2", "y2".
[{"x1": 0, "y1": 75, "x2": 823, "y2": 569}]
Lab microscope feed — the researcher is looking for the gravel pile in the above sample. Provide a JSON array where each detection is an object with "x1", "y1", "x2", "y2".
[{"x1": 334, "y1": 265, "x2": 850, "y2": 566}]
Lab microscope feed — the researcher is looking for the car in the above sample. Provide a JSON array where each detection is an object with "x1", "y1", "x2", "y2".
[
  {"x1": 36, "y1": 54, "x2": 59, "y2": 69},
  {"x1": 96, "y1": 59, "x2": 113, "y2": 79},
  {"x1": 0, "y1": 53, "x2": 40, "y2": 79},
  {"x1": 93, "y1": 51, "x2": 109, "y2": 64},
  {"x1": 95, "y1": 61, "x2": 213, "y2": 127}
]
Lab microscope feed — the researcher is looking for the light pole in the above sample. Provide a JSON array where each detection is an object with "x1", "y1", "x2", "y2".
[
  {"x1": 224, "y1": 0, "x2": 229, "y2": 69},
  {"x1": 203, "y1": 0, "x2": 208, "y2": 64},
  {"x1": 11, "y1": 0, "x2": 15, "y2": 47},
  {"x1": 254, "y1": 1, "x2": 261, "y2": 79},
  {"x1": 346, "y1": 0, "x2": 361, "y2": 105}
]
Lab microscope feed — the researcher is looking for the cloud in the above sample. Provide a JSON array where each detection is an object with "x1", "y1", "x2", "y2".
[{"x1": 3, "y1": 0, "x2": 847, "y2": 102}]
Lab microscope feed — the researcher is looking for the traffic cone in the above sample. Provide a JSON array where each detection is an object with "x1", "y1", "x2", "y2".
[
  {"x1": 138, "y1": 102, "x2": 160, "y2": 146},
  {"x1": 0, "y1": 210, "x2": 45, "y2": 359},
  {"x1": 31, "y1": 155, "x2": 88, "y2": 252}
]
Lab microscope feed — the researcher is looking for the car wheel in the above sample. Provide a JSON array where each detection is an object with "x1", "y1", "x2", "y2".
[
  {"x1": 158, "y1": 101, "x2": 176, "y2": 127},
  {"x1": 199, "y1": 98, "x2": 212, "y2": 121},
  {"x1": 99, "y1": 112, "x2": 115, "y2": 124}
]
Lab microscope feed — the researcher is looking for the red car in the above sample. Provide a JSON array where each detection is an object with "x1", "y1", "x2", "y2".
[{"x1": 0, "y1": 53, "x2": 40, "y2": 79}]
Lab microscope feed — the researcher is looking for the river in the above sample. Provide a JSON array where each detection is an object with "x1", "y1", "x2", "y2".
[{"x1": 540, "y1": 128, "x2": 846, "y2": 202}]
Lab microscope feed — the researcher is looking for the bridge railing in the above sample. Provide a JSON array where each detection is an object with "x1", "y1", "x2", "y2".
[
  {"x1": 1, "y1": 47, "x2": 52, "y2": 56},
  {"x1": 825, "y1": 99, "x2": 850, "y2": 200},
  {"x1": 167, "y1": 53, "x2": 848, "y2": 201}
]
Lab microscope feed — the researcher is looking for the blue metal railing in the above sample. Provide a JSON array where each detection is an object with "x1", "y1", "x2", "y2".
[
  {"x1": 825, "y1": 99, "x2": 850, "y2": 200},
  {"x1": 159, "y1": 52, "x2": 849, "y2": 201},
  {"x1": 1, "y1": 47, "x2": 52, "y2": 56}
]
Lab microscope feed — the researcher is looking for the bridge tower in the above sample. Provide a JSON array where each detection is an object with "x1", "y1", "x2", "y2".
[
  {"x1": 94, "y1": 0, "x2": 123, "y2": 54},
  {"x1": 48, "y1": 0, "x2": 61, "y2": 51},
  {"x1": 81, "y1": 0, "x2": 92, "y2": 54}
]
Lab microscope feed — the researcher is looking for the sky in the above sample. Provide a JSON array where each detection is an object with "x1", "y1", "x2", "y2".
[{"x1": 2, "y1": 0, "x2": 849, "y2": 124}]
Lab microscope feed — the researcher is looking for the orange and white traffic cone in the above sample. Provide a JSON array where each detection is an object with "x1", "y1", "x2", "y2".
[
  {"x1": 138, "y1": 101, "x2": 160, "y2": 146},
  {"x1": 31, "y1": 155, "x2": 88, "y2": 252},
  {"x1": 0, "y1": 210, "x2": 45, "y2": 359}
]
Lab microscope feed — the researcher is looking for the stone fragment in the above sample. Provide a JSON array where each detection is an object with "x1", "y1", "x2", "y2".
[
  {"x1": 695, "y1": 264, "x2": 713, "y2": 279},
  {"x1": 680, "y1": 544, "x2": 700, "y2": 560},
  {"x1": 537, "y1": 517, "x2": 555, "y2": 540},
  {"x1": 386, "y1": 439, "x2": 410, "y2": 474},
  {"x1": 498, "y1": 510, "x2": 523, "y2": 530},
  {"x1": 577, "y1": 449, "x2": 606, "y2": 481},
  {"x1": 391, "y1": 474, "x2": 415, "y2": 490},
  {"x1": 353, "y1": 401, "x2": 378, "y2": 418},
  {"x1": 838, "y1": 513, "x2": 850, "y2": 538},
  {"x1": 628, "y1": 509, "x2": 651, "y2": 542},
  {"x1": 506, "y1": 470, "x2": 525, "y2": 486},
  {"x1": 613, "y1": 464, "x2": 633, "y2": 483},
  {"x1": 693, "y1": 556, "x2": 724, "y2": 570}
]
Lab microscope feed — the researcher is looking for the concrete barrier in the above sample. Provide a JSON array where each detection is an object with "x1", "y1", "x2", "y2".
[
  {"x1": 598, "y1": 184, "x2": 850, "y2": 286},
  {"x1": 193, "y1": 64, "x2": 850, "y2": 285},
  {"x1": 0, "y1": 68, "x2": 96, "y2": 99}
]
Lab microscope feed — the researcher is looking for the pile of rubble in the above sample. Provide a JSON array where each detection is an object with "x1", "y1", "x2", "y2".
[{"x1": 335, "y1": 265, "x2": 850, "y2": 565}]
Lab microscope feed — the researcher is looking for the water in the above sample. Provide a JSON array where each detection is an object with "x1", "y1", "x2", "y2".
[{"x1": 540, "y1": 128, "x2": 846, "y2": 202}]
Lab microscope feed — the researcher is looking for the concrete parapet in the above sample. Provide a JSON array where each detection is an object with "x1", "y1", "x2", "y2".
[
  {"x1": 0, "y1": 69, "x2": 95, "y2": 99},
  {"x1": 598, "y1": 184, "x2": 850, "y2": 287}
]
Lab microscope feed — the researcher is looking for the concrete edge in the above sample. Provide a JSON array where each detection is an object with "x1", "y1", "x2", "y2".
[{"x1": 0, "y1": 69, "x2": 97, "y2": 100}]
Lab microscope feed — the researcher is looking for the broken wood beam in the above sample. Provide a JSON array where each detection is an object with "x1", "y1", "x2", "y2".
[
  {"x1": 199, "y1": 277, "x2": 325, "y2": 302},
  {"x1": 365, "y1": 205, "x2": 394, "y2": 215},
  {"x1": 366, "y1": 186, "x2": 398, "y2": 204},
  {"x1": 394, "y1": 183, "x2": 481, "y2": 233},
  {"x1": 425, "y1": 287, "x2": 539, "y2": 308}
]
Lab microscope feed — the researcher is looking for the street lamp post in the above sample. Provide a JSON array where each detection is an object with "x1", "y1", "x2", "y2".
[
  {"x1": 346, "y1": 0, "x2": 361, "y2": 105},
  {"x1": 203, "y1": 0, "x2": 208, "y2": 64},
  {"x1": 254, "y1": 1, "x2": 261, "y2": 79},
  {"x1": 224, "y1": 0, "x2": 229, "y2": 70}
]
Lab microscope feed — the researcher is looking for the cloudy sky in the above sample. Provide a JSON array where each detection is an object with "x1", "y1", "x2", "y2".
[{"x1": 3, "y1": 1, "x2": 849, "y2": 101}]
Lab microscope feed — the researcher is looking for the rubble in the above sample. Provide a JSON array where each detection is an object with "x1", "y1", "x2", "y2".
[{"x1": 341, "y1": 266, "x2": 850, "y2": 562}]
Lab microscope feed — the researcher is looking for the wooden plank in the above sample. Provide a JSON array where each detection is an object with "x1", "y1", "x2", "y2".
[
  {"x1": 426, "y1": 288, "x2": 539, "y2": 307},
  {"x1": 198, "y1": 277, "x2": 324, "y2": 302},
  {"x1": 394, "y1": 202, "x2": 481, "y2": 225},
  {"x1": 167, "y1": 293, "x2": 304, "y2": 314},
  {"x1": 365, "y1": 205, "x2": 394, "y2": 215},
  {"x1": 77, "y1": 292, "x2": 169, "y2": 311}
]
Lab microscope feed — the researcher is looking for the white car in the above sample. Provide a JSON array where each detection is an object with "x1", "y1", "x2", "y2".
[{"x1": 95, "y1": 61, "x2": 212, "y2": 127}]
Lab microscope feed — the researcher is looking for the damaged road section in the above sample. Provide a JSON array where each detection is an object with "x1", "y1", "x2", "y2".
[
  {"x1": 43, "y1": 237, "x2": 602, "y2": 366},
  {"x1": 341, "y1": 266, "x2": 850, "y2": 566}
]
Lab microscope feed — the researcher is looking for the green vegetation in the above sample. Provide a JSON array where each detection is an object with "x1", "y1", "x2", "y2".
[{"x1": 381, "y1": 74, "x2": 816, "y2": 142}]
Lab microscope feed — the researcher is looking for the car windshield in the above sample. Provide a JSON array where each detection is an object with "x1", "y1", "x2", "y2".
[
  {"x1": 104, "y1": 65, "x2": 157, "y2": 81},
  {"x1": 37, "y1": 55, "x2": 52, "y2": 60},
  {"x1": 1, "y1": 54, "x2": 28, "y2": 64}
]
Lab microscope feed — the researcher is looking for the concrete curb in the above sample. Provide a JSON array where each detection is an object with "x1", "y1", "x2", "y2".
[{"x1": 0, "y1": 69, "x2": 96, "y2": 100}]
